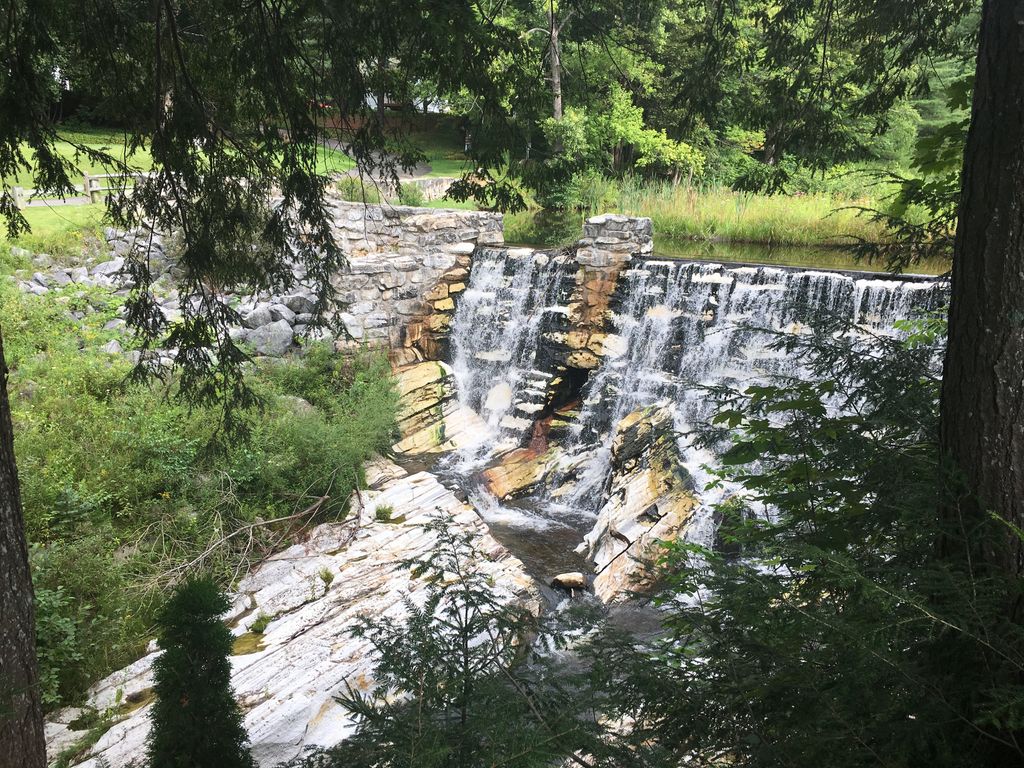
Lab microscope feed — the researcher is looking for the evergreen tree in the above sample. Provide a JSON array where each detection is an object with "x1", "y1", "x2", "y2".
[{"x1": 147, "y1": 577, "x2": 254, "y2": 768}]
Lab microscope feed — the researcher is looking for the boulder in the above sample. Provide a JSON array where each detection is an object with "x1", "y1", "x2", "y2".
[
  {"x1": 243, "y1": 304, "x2": 274, "y2": 329},
  {"x1": 91, "y1": 257, "x2": 125, "y2": 277},
  {"x1": 269, "y1": 303, "x2": 296, "y2": 324},
  {"x1": 248, "y1": 319, "x2": 294, "y2": 356},
  {"x1": 579, "y1": 406, "x2": 698, "y2": 602},
  {"x1": 482, "y1": 448, "x2": 551, "y2": 500},
  {"x1": 282, "y1": 293, "x2": 316, "y2": 314}
]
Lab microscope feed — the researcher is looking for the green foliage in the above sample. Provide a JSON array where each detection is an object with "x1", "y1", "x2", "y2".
[
  {"x1": 33, "y1": 587, "x2": 83, "y2": 709},
  {"x1": 249, "y1": 613, "x2": 272, "y2": 635},
  {"x1": 300, "y1": 517, "x2": 600, "y2": 768},
  {"x1": 336, "y1": 176, "x2": 382, "y2": 204},
  {"x1": 0, "y1": 271, "x2": 396, "y2": 709},
  {"x1": 148, "y1": 577, "x2": 255, "y2": 768},
  {"x1": 397, "y1": 183, "x2": 426, "y2": 207},
  {"x1": 591, "y1": 318, "x2": 1024, "y2": 766}
]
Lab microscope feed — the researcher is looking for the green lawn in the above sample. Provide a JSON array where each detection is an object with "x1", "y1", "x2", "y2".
[
  {"x1": 4, "y1": 127, "x2": 154, "y2": 194},
  {"x1": 405, "y1": 121, "x2": 471, "y2": 178},
  {"x1": 5, "y1": 126, "x2": 355, "y2": 198}
]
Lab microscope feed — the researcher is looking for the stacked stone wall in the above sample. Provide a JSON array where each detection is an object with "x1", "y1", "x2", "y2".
[{"x1": 327, "y1": 202, "x2": 502, "y2": 363}]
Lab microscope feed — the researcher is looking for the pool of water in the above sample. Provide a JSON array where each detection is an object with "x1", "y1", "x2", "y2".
[{"x1": 506, "y1": 209, "x2": 951, "y2": 276}]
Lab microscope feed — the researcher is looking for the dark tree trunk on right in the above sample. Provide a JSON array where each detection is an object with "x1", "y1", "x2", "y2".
[
  {"x1": 0, "y1": 326, "x2": 45, "y2": 768},
  {"x1": 940, "y1": 0, "x2": 1024, "y2": 578}
]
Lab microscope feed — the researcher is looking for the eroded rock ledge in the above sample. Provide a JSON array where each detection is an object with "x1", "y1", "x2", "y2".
[{"x1": 46, "y1": 459, "x2": 536, "y2": 767}]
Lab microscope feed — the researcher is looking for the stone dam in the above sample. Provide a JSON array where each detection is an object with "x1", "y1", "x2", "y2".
[{"x1": 37, "y1": 200, "x2": 947, "y2": 766}]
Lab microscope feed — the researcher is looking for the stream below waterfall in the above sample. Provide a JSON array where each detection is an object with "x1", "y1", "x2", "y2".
[{"x1": 421, "y1": 241, "x2": 949, "y2": 586}]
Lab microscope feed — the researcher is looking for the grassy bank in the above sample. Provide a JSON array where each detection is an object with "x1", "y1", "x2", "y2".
[
  {"x1": 505, "y1": 181, "x2": 891, "y2": 248},
  {"x1": 1, "y1": 246, "x2": 398, "y2": 710}
]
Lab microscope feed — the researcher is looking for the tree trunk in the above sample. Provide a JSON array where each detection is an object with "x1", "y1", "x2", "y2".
[
  {"x1": 548, "y1": 6, "x2": 563, "y2": 123},
  {"x1": 0, "y1": 325, "x2": 45, "y2": 768},
  {"x1": 939, "y1": 0, "x2": 1024, "y2": 578}
]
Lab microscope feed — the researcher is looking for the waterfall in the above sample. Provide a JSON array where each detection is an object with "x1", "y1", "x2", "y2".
[
  {"x1": 448, "y1": 247, "x2": 572, "y2": 466},
  {"x1": 446, "y1": 249, "x2": 947, "y2": 538},
  {"x1": 557, "y1": 261, "x2": 947, "y2": 521}
]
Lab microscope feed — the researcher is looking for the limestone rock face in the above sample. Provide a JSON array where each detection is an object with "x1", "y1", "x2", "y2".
[
  {"x1": 579, "y1": 405, "x2": 698, "y2": 602},
  {"x1": 482, "y1": 447, "x2": 553, "y2": 500},
  {"x1": 391, "y1": 360, "x2": 489, "y2": 455},
  {"x1": 47, "y1": 460, "x2": 536, "y2": 768}
]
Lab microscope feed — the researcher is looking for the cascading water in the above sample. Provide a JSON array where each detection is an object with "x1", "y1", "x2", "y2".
[
  {"x1": 560, "y1": 262, "x2": 945, "y2": 509},
  {"x1": 442, "y1": 246, "x2": 947, "y2": 572},
  {"x1": 448, "y1": 247, "x2": 572, "y2": 468}
]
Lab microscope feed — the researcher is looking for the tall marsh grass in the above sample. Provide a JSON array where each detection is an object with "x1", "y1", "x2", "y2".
[
  {"x1": 615, "y1": 178, "x2": 887, "y2": 245},
  {"x1": 507, "y1": 176, "x2": 891, "y2": 247}
]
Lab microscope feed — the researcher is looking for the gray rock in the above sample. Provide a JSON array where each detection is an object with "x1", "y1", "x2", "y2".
[
  {"x1": 423, "y1": 253, "x2": 457, "y2": 271},
  {"x1": 282, "y1": 293, "x2": 316, "y2": 314},
  {"x1": 293, "y1": 323, "x2": 308, "y2": 337},
  {"x1": 278, "y1": 395, "x2": 315, "y2": 415},
  {"x1": 51, "y1": 269, "x2": 72, "y2": 287},
  {"x1": 28, "y1": 284, "x2": 48, "y2": 296},
  {"x1": 32, "y1": 272, "x2": 49, "y2": 287},
  {"x1": 396, "y1": 299, "x2": 429, "y2": 316},
  {"x1": 92, "y1": 257, "x2": 125, "y2": 277},
  {"x1": 339, "y1": 313, "x2": 364, "y2": 340},
  {"x1": 378, "y1": 272, "x2": 406, "y2": 290},
  {"x1": 294, "y1": 313, "x2": 314, "y2": 325},
  {"x1": 243, "y1": 304, "x2": 274, "y2": 329},
  {"x1": 348, "y1": 300, "x2": 376, "y2": 315},
  {"x1": 269, "y1": 303, "x2": 296, "y2": 324},
  {"x1": 70, "y1": 267, "x2": 89, "y2": 283},
  {"x1": 101, "y1": 339, "x2": 123, "y2": 355},
  {"x1": 248, "y1": 319, "x2": 293, "y2": 356},
  {"x1": 348, "y1": 257, "x2": 391, "y2": 275},
  {"x1": 104, "y1": 319, "x2": 127, "y2": 332},
  {"x1": 10, "y1": 246, "x2": 31, "y2": 261},
  {"x1": 363, "y1": 312, "x2": 390, "y2": 329}
]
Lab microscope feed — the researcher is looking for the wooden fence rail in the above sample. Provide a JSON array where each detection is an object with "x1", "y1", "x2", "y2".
[{"x1": 10, "y1": 172, "x2": 155, "y2": 209}]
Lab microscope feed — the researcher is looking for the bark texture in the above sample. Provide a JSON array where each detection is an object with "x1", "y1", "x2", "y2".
[
  {"x1": 0, "y1": 326, "x2": 45, "y2": 768},
  {"x1": 940, "y1": 0, "x2": 1024, "y2": 577}
]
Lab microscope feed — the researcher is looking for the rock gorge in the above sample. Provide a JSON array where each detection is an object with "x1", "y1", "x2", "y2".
[{"x1": 39, "y1": 199, "x2": 948, "y2": 765}]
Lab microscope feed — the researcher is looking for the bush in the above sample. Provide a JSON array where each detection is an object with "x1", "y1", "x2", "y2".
[
  {"x1": 148, "y1": 577, "x2": 254, "y2": 768},
  {"x1": 397, "y1": 183, "x2": 425, "y2": 207},
  {"x1": 335, "y1": 176, "x2": 382, "y2": 204}
]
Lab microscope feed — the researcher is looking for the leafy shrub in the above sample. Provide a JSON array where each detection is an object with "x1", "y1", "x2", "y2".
[
  {"x1": 250, "y1": 613, "x2": 272, "y2": 635},
  {"x1": 397, "y1": 183, "x2": 425, "y2": 207},
  {"x1": 335, "y1": 176, "x2": 382, "y2": 204}
]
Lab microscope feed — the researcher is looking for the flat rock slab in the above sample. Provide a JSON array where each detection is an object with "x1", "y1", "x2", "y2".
[{"x1": 49, "y1": 459, "x2": 537, "y2": 768}]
